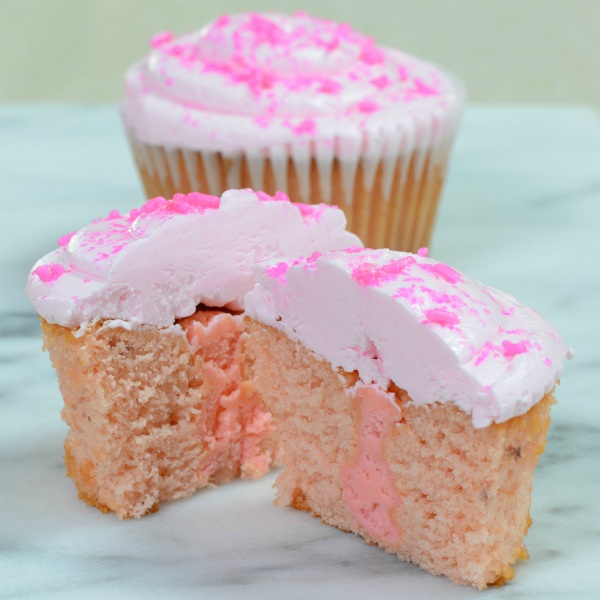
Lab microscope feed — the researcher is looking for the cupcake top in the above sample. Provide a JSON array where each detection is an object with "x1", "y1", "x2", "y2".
[
  {"x1": 245, "y1": 247, "x2": 570, "y2": 428},
  {"x1": 122, "y1": 12, "x2": 463, "y2": 160},
  {"x1": 26, "y1": 189, "x2": 360, "y2": 330}
]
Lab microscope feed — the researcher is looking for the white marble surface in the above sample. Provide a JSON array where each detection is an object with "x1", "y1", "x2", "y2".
[{"x1": 1, "y1": 105, "x2": 600, "y2": 599}]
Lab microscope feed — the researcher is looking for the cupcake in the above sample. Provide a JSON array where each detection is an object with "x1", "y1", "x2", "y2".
[
  {"x1": 244, "y1": 247, "x2": 570, "y2": 587},
  {"x1": 26, "y1": 189, "x2": 359, "y2": 518},
  {"x1": 122, "y1": 12, "x2": 464, "y2": 252}
]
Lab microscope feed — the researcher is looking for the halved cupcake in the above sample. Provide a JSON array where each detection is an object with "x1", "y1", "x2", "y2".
[
  {"x1": 26, "y1": 189, "x2": 360, "y2": 518},
  {"x1": 243, "y1": 247, "x2": 569, "y2": 588}
]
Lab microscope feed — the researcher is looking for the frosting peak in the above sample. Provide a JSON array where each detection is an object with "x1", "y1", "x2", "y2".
[{"x1": 196, "y1": 12, "x2": 378, "y2": 81}]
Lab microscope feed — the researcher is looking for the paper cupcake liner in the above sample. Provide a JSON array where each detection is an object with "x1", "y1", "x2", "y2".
[{"x1": 127, "y1": 132, "x2": 454, "y2": 253}]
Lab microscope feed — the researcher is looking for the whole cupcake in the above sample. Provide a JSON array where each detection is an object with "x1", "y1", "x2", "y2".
[{"x1": 122, "y1": 12, "x2": 464, "y2": 251}]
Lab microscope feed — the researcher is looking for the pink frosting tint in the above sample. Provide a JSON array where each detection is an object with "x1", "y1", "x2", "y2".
[{"x1": 342, "y1": 385, "x2": 403, "y2": 544}]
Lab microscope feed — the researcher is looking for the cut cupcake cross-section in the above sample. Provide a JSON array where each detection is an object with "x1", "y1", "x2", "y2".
[
  {"x1": 26, "y1": 189, "x2": 360, "y2": 518},
  {"x1": 243, "y1": 247, "x2": 569, "y2": 588}
]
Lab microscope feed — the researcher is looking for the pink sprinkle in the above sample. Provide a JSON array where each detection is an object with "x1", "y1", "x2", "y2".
[
  {"x1": 319, "y1": 79, "x2": 342, "y2": 94},
  {"x1": 302, "y1": 251, "x2": 322, "y2": 268},
  {"x1": 175, "y1": 192, "x2": 220, "y2": 212},
  {"x1": 502, "y1": 340, "x2": 530, "y2": 357},
  {"x1": 33, "y1": 263, "x2": 67, "y2": 283},
  {"x1": 384, "y1": 256, "x2": 416, "y2": 272},
  {"x1": 433, "y1": 263, "x2": 460, "y2": 283},
  {"x1": 286, "y1": 118, "x2": 317, "y2": 136},
  {"x1": 356, "y1": 99, "x2": 380, "y2": 114},
  {"x1": 296, "y1": 204, "x2": 326, "y2": 222},
  {"x1": 425, "y1": 308, "x2": 460, "y2": 327},
  {"x1": 352, "y1": 256, "x2": 415, "y2": 287},
  {"x1": 360, "y1": 38, "x2": 384, "y2": 65},
  {"x1": 132, "y1": 193, "x2": 220, "y2": 219},
  {"x1": 57, "y1": 231, "x2": 76, "y2": 248},
  {"x1": 371, "y1": 75, "x2": 390, "y2": 90},
  {"x1": 344, "y1": 246, "x2": 364, "y2": 254},
  {"x1": 413, "y1": 77, "x2": 438, "y2": 97},
  {"x1": 150, "y1": 31, "x2": 173, "y2": 49},
  {"x1": 256, "y1": 191, "x2": 290, "y2": 203},
  {"x1": 501, "y1": 307, "x2": 515, "y2": 316},
  {"x1": 273, "y1": 191, "x2": 290, "y2": 202},
  {"x1": 417, "y1": 247, "x2": 428, "y2": 257},
  {"x1": 139, "y1": 196, "x2": 167, "y2": 214},
  {"x1": 254, "y1": 115, "x2": 271, "y2": 128},
  {"x1": 398, "y1": 64, "x2": 409, "y2": 82},
  {"x1": 543, "y1": 357, "x2": 552, "y2": 366},
  {"x1": 265, "y1": 262, "x2": 290, "y2": 283},
  {"x1": 107, "y1": 209, "x2": 121, "y2": 219},
  {"x1": 214, "y1": 15, "x2": 231, "y2": 28},
  {"x1": 246, "y1": 13, "x2": 286, "y2": 45}
]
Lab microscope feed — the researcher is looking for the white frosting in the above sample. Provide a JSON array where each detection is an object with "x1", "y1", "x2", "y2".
[
  {"x1": 121, "y1": 13, "x2": 465, "y2": 203},
  {"x1": 245, "y1": 248, "x2": 568, "y2": 427},
  {"x1": 26, "y1": 190, "x2": 361, "y2": 329}
]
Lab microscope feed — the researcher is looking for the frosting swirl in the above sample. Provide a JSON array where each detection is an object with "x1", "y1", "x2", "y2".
[{"x1": 122, "y1": 12, "x2": 464, "y2": 153}]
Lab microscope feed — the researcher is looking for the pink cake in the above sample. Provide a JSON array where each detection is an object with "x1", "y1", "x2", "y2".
[
  {"x1": 243, "y1": 247, "x2": 570, "y2": 588},
  {"x1": 26, "y1": 189, "x2": 360, "y2": 518}
]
